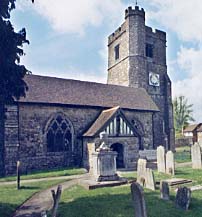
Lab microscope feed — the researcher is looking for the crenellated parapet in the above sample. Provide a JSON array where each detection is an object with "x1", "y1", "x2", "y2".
[
  {"x1": 125, "y1": 6, "x2": 145, "y2": 19},
  {"x1": 145, "y1": 26, "x2": 166, "y2": 41},
  {"x1": 108, "y1": 22, "x2": 126, "y2": 45}
]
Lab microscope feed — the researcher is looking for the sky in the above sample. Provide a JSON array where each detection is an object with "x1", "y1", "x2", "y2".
[{"x1": 10, "y1": 0, "x2": 202, "y2": 121}]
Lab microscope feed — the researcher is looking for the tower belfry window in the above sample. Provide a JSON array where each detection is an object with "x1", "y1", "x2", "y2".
[
  {"x1": 114, "y1": 44, "x2": 120, "y2": 60},
  {"x1": 146, "y1": 43, "x2": 153, "y2": 58}
]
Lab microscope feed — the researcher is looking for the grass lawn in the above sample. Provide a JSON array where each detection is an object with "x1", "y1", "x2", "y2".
[
  {"x1": 175, "y1": 146, "x2": 191, "y2": 163},
  {"x1": 0, "y1": 167, "x2": 86, "y2": 182},
  {"x1": 57, "y1": 167, "x2": 202, "y2": 217},
  {"x1": 0, "y1": 179, "x2": 67, "y2": 217}
]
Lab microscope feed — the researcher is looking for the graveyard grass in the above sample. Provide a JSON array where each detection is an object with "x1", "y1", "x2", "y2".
[
  {"x1": 0, "y1": 179, "x2": 67, "y2": 217},
  {"x1": 175, "y1": 146, "x2": 191, "y2": 163},
  {"x1": 0, "y1": 167, "x2": 86, "y2": 182},
  {"x1": 57, "y1": 167, "x2": 202, "y2": 217}
]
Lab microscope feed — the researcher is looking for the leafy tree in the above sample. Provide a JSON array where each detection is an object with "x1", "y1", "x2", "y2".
[
  {"x1": 0, "y1": 0, "x2": 33, "y2": 176},
  {"x1": 173, "y1": 95, "x2": 195, "y2": 135}
]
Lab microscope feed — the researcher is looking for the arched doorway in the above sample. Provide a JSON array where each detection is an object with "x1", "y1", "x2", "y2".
[{"x1": 111, "y1": 143, "x2": 124, "y2": 168}]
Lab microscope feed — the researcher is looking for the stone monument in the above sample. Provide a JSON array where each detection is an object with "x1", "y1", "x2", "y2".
[
  {"x1": 160, "y1": 181, "x2": 170, "y2": 200},
  {"x1": 175, "y1": 187, "x2": 191, "y2": 210},
  {"x1": 157, "y1": 146, "x2": 166, "y2": 173},
  {"x1": 137, "y1": 159, "x2": 156, "y2": 191},
  {"x1": 191, "y1": 143, "x2": 202, "y2": 169},
  {"x1": 131, "y1": 182, "x2": 147, "y2": 217},
  {"x1": 91, "y1": 132, "x2": 119, "y2": 182},
  {"x1": 166, "y1": 151, "x2": 175, "y2": 175}
]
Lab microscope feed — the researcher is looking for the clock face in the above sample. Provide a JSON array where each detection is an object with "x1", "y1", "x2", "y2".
[{"x1": 149, "y1": 72, "x2": 160, "y2": 87}]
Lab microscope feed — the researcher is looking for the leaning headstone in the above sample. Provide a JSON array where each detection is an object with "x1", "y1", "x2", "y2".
[
  {"x1": 145, "y1": 168, "x2": 155, "y2": 191},
  {"x1": 157, "y1": 146, "x2": 166, "y2": 173},
  {"x1": 160, "y1": 181, "x2": 170, "y2": 200},
  {"x1": 166, "y1": 151, "x2": 175, "y2": 175},
  {"x1": 137, "y1": 159, "x2": 147, "y2": 187},
  {"x1": 137, "y1": 159, "x2": 147, "y2": 173},
  {"x1": 191, "y1": 143, "x2": 202, "y2": 169},
  {"x1": 137, "y1": 159, "x2": 156, "y2": 190},
  {"x1": 175, "y1": 187, "x2": 191, "y2": 210},
  {"x1": 131, "y1": 182, "x2": 147, "y2": 217}
]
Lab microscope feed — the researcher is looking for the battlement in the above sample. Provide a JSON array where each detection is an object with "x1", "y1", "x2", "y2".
[
  {"x1": 108, "y1": 22, "x2": 126, "y2": 45},
  {"x1": 125, "y1": 6, "x2": 145, "y2": 20},
  {"x1": 146, "y1": 26, "x2": 166, "y2": 41}
]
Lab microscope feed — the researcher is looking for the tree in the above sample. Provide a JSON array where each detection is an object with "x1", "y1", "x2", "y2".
[
  {"x1": 0, "y1": 0, "x2": 33, "y2": 176},
  {"x1": 173, "y1": 95, "x2": 195, "y2": 135}
]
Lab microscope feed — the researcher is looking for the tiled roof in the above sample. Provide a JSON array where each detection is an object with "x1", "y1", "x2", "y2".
[
  {"x1": 197, "y1": 124, "x2": 202, "y2": 132},
  {"x1": 184, "y1": 124, "x2": 201, "y2": 132},
  {"x1": 84, "y1": 106, "x2": 119, "y2": 137},
  {"x1": 19, "y1": 74, "x2": 159, "y2": 111}
]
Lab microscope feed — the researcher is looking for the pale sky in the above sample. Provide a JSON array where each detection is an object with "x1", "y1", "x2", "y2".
[{"x1": 11, "y1": 0, "x2": 202, "y2": 122}]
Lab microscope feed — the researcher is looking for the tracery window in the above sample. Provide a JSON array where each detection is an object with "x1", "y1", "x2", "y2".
[{"x1": 46, "y1": 114, "x2": 73, "y2": 152}]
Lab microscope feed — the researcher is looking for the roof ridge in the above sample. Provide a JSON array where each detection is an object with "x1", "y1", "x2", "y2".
[{"x1": 103, "y1": 106, "x2": 120, "y2": 113}]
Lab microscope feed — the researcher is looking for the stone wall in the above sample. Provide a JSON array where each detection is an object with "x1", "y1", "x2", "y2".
[
  {"x1": 17, "y1": 103, "x2": 101, "y2": 174},
  {"x1": 4, "y1": 104, "x2": 19, "y2": 175},
  {"x1": 107, "y1": 21, "x2": 129, "y2": 86},
  {"x1": 4, "y1": 103, "x2": 154, "y2": 174}
]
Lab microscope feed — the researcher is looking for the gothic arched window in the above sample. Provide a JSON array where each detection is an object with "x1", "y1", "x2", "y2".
[{"x1": 46, "y1": 114, "x2": 73, "y2": 152}]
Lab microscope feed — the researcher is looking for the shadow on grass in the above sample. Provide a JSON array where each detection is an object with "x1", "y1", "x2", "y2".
[
  {"x1": 0, "y1": 203, "x2": 18, "y2": 217},
  {"x1": 19, "y1": 186, "x2": 40, "y2": 190},
  {"x1": 57, "y1": 187, "x2": 202, "y2": 217}
]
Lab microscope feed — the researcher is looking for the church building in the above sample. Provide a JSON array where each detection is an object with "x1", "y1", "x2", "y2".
[{"x1": 3, "y1": 6, "x2": 174, "y2": 175}]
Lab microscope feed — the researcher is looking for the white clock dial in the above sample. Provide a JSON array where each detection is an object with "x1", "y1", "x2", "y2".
[{"x1": 149, "y1": 72, "x2": 160, "y2": 87}]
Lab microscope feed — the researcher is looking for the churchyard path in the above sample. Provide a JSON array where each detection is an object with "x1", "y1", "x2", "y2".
[
  {"x1": 0, "y1": 174, "x2": 86, "y2": 186},
  {"x1": 8, "y1": 174, "x2": 89, "y2": 217}
]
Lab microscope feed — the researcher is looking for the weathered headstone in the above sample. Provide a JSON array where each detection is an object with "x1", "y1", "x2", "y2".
[
  {"x1": 137, "y1": 159, "x2": 155, "y2": 191},
  {"x1": 175, "y1": 187, "x2": 191, "y2": 210},
  {"x1": 160, "y1": 181, "x2": 170, "y2": 200},
  {"x1": 157, "y1": 146, "x2": 166, "y2": 173},
  {"x1": 166, "y1": 151, "x2": 175, "y2": 175},
  {"x1": 137, "y1": 159, "x2": 147, "y2": 173},
  {"x1": 191, "y1": 143, "x2": 202, "y2": 169},
  {"x1": 87, "y1": 143, "x2": 95, "y2": 174},
  {"x1": 51, "y1": 185, "x2": 62, "y2": 217},
  {"x1": 139, "y1": 150, "x2": 157, "y2": 161},
  {"x1": 131, "y1": 182, "x2": 147, "y2": 217},
  {"x1": 145, "y1": 168, "x2": 155, "y2": 191}
]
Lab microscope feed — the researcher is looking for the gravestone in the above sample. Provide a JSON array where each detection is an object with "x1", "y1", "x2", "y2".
[
  {"x1": 131, "y1": 182, "x2": 147, "y2": 217},
  {"x1": 139, "y1": 150, "x2": 157, "y2": 161},
  {"x1": 175, "y1": 187, "x2": 191, "y2": 210},
  {"x1": 157, "y1": 146, "x2": 166, "y2": 173},
  {"x1": 160, "y1": 181, "x2": 169, "y2": 200},
  {"x1": 137, "y1": 159, "x2": 147, "y2": 173},
  {"x1": 166, "y1": 151, "x2": 175, "y2": 175},
  {"x1": 137, "y1": 159, "x2": 156, "y2": 191},
  {"x1": 191, "y1": 143, "x2": 202, "y2": 169},
  {"x1": 87, "y1": 143, "x2": 95, "y2": 174}
]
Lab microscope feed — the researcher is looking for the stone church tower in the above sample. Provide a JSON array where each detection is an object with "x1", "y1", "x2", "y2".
[{"x1": 107, "y1": 6, "x2": 175, "y2": 150}]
